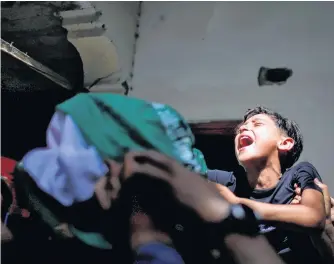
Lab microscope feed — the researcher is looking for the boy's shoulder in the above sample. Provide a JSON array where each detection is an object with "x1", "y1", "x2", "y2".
[
  {"x1": 285, "y1": 161, "x2": 321, "y2": 178},
  {"x1": 207, "y1": 169, "x2": 235, "y2": 184},
  {"x1": 206, "y1": 169, "x2": 238, "y2": 191},
  {"x1": 290, "y1": 161, "x2": 318, "y2": 170},
  {"x1": 283, "y1": 161, "x2": 323, "y2": 191}
]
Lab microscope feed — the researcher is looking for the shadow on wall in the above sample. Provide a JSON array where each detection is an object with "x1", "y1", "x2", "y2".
[
  {"x1": 194, "y1": 134, "x2": 241, "y2": 172},
  {"x1": 190, "y1": 120, "x2": 242, "y2": 171}
]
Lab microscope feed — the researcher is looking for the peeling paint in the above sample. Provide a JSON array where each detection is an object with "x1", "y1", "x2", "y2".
[{"x1": 57, "y1": 3, "x2": 121, "y2": 92}]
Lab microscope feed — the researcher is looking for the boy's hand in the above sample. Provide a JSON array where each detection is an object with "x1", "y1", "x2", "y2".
[
  {"x1": 95, "y1": 160, "x2": 123, "y2": 210},
  {"x1": 292, "y1": 179, "x2": 334, "y2": 223},
  {"x1": 214, "y1": 183, "x2": 241, "y2": 204},
  {"x1": 330, "y1": 197, "x2": 334, "y2": 223},
  {"x1": 314, "y1": 179, "x2": 333, "y2": 222},
  {"x1": 291, "y1": 183, "x2": 302, "y2": 204}
]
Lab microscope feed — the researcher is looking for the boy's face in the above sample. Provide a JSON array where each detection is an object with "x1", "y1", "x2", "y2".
[{"x1": 234, "y1": 114, "x2": 290, "y2": 167}]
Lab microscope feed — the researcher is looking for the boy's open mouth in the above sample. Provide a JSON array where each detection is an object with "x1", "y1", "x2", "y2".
[{"x1": 238, "y1": 135, "x2": 254, "y2": 151}]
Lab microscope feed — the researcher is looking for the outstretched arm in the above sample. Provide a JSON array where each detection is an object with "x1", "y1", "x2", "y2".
[
  {"x1": 122, "y1": 151, "x2": 285, "y2": 264},
  {"x1": 239, "y1": 188, "x2": 325, "y2": 230}
]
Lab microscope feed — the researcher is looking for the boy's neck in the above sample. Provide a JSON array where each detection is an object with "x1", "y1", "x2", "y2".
[{"x1": 245, "y1": 159, "x2": 282, "y2": 190}]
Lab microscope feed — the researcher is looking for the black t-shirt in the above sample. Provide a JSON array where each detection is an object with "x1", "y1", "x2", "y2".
[{"x1": 207, "y1": 162, "x2": 324, "y2": 264}]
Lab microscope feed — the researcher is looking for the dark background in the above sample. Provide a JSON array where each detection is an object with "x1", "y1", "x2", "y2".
[{"x1": 194, "y1": 134, "x2": 240, "y2": 172}]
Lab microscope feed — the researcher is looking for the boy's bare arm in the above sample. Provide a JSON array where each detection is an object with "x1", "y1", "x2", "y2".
[{"x1": 239, "y1": 189, "x2": 325, "y2": 229}]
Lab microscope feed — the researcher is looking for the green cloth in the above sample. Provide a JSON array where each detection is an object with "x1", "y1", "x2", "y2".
[
  {"x1": 56, "y1": 94, "x2": 209, "y2": 248},
  {"x1": 23, "y1": 93, "x2": 209, "y2": 249},
  {"x1": 193, "y1": 148, "x2": 208, "y2": 176},
  {"x1": 57, "y1": 93, "x2": 204, "y2": 174},
  {"x1": 69, "y1": 226, "x2": 112, "y2": 249},
  {"x1": 15, "y1": 162, "x2": 112, "y2": 249}
]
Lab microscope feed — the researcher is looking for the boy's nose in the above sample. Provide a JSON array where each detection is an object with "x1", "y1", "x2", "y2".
[{"x1": 239, "y1": 124, "x2": 251, "y2": 133}]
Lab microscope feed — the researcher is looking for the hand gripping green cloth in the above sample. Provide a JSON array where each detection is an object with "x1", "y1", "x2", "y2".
[
  {"x1": 18, "y1": 93, "x2": 209, "y2": 249},
  {"x1": 57, "y1": 93, "x2": 205, "y2": 174}
]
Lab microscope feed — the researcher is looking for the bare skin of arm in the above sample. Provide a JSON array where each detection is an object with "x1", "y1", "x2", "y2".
[
  {"x1": 129, "y1": 202, "x2": 285, "y2": 264},
  {"x1": 214, "y1": 183, "x2": 325, "y2": 230},
  {"x1": 121, "y1": 151, "x2": 285, "y2": 264},
  {"x1": 241, "y1": 189, "x2": 325, "y2": 229},
  {"x1": 308, "y1": 179, "x2": 334, "y2": 263}
]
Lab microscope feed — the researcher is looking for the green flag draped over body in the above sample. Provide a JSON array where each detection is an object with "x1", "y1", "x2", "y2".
[
  {"x1": 57, "y1": 93, "x2": 205, "y2": 174},
  {"x1": 192, "y1": 148, "x2": 208, "y2": 176},
  {"x1": 19, "y1": 93, "x2": 208, "y2": 249}
]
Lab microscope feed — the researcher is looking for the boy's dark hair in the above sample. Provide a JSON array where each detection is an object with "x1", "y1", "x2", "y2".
[{"x1": 243, "y1": 106, "x2": 303, "y2": 170}]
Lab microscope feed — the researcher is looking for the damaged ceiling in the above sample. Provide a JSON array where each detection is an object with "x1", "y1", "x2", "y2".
[
  {"x1": 1, "y1": 1, "x2": 85, "y2": 92},
  {"x1": 1, "y1": 1, "x2": 136, "y2": 160},
  {"x1": 1, "y1": 1, "x2": 85, "y2": 160},
  {"x1": 1, "y1": 1, "x2": 131, "y2": 94}
]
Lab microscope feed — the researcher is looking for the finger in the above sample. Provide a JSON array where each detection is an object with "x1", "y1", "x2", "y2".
[
  {"x1": 106, "y1": 160, "x2": 122, "y2": 177},
  {"x1": 214, "y1": 183, "x2": 238, "y2": 202},
  {"x1": 295, "y1": 187, "x2": 301, "y2": 195},
  {"x1": 215, "y1": 184, "x2": 232, "y2": 196},
  {"x1": 319, "y1": 182, "x2": 330, "y2": 198},
  {"x1": 314, "y1": 178, "x2": 324, "y2": 188},
  {"x1": 291, "y1": 195, "x2": 302, "y2": 204},
  {"x1": 294, "y1": 183, "x2": 298, "y2": 189},
  {"x1": 130, "y1": 150, "x2": 172, "y2": 164},
  {"x1": 330, "y1": 197, "x2": 334, "y2": 206},
  {"x1": 105, "y1": 160, "x2": 122, "y2": 189},
  {"x1": 291, "y1": 199, "x2": 299, "y2": 205},
  {"x1": 125, "y1": 150, "x2": 173, "y2": 176},
  {"x1": 95, "y1": 160, "x2": 123, "y2": 209},
  {"x1": 135, "y1": 163, "x2": 171, "y2": 182},
  {"x1": 95, "y1": 177, "x2": 112, "y2": 210},
  {"x1": 314, "y1": 178, "x2": 330, "y2": 195},
  {"x1": 127, "y1": 150, "x2": 174, "y2": 173},
  {"x1": 123, "y1": 153, "x2": 171, "y2": 182},
  {"x1": 322, "y1": 186, "x2": 330, "y2": 199}
]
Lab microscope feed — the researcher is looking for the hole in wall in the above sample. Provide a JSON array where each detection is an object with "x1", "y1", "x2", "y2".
[{"x1": 258, "y1": 67, "x2": 293, "y2": 86}]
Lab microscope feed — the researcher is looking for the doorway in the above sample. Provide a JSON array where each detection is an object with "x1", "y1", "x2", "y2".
[{"x1": 190, "y1": 120, "x2": 242, "y2": 172}]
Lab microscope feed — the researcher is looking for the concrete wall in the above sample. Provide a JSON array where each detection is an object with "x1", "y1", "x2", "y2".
[
  {"x1": 59, "y1": 1, "x2": 139, "y2": 92},
  {"x1": 131, "y1": 2, "x2": 334, "y2": 190},
  {"x1": 91, "y1": 1, "x2": 139, "y2": 91}
]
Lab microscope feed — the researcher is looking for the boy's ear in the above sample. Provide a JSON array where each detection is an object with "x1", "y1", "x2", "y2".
[{"x1": 277, "y1": 137, "x2": 294, "y2": 153}]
